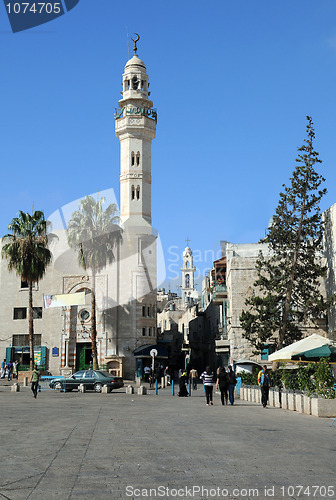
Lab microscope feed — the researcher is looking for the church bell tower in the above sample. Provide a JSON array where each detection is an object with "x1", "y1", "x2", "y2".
[
  {"x1": 181, "y1": 244, "x2": 196, "y2": 303},
  {"x1": 115, "y1": 35, "x2": 157, "y2": 225}
]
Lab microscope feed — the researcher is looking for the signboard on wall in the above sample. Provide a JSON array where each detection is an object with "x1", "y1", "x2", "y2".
[{"x1": 34, "y1": 349, "x2": 41, "y2": 366}]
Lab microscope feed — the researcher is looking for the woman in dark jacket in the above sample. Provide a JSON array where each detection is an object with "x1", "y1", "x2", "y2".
[
  {"x1": 216, "y1": 367, "x2": 228, "y2": 405},
  {"x1": 227, "y1": 365, "x2": 237, "y2": 405}
]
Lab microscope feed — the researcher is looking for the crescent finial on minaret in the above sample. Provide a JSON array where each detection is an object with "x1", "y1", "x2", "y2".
[{"x1": 131, "y1": 33, "x2": 140, "y2": 55}]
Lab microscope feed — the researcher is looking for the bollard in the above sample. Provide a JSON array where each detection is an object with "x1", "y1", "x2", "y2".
[
  {"x1": 102, "y1": 385, "x2": 111, "y2": 394},
  {"x1": 11, "y1": 383, "x2": 20, "y2": 392},
  {"x1": 23, "y1": 377, "x2": 28, "y2": 387},
  {"x1": 126, "y1": 385, "x2": 134, "y2": 395},
  {"x1": 172, "y1": 380, "x2": 175, "y2": 396},
  {"x1": 295, "y1": 393, "x2": 303, "y2": 413},
  {"x1": 188, "y1": 380, "x2": 191, "y2": 396},
  {"x1": 135, "y1": 376, "x2": 141, "y2": 388},
  {"x1": 138, "y1": 386, "x2": 147, "y2": 395},
  {"x1": 78, "y1": 384, "x2": 86, "y2": 393},
  {"x1": 155, "y1": 379, "x2": 158, "y2": 395},
  {"x1": 161, "y1": 376, "x2": 165, "y2": 389}
]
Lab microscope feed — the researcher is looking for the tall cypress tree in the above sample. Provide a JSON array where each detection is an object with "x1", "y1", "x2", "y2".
[{"x1": 240, "y1": 116, "x2": 329, "y2": 352}]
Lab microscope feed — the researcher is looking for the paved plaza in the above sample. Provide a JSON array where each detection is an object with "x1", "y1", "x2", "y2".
[{"x1": 0, "y1": 382, "x2": 335, "y2": 500}]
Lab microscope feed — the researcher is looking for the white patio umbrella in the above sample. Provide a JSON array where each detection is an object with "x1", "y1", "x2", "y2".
[{"x1": 268, "y1": 333, "x2": 332, "y2": 362}]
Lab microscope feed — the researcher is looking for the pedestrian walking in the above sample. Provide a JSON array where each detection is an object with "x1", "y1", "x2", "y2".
[
  {"x1": 155, "y1": 364, "x2": 162, "y2": 385},
  {"x1": 7, "y1": 361, "x2": 13, "y2": 381},
  {"x1": 216, "y1": 366, "x2": 228, "y2": 405},
  {"x1": 258, "y1": 365, "x2": 271, "y2": 408},
  {"x1": 227, "y1": 366, "x2": 237, "y2": 405},
  {"x1": 1, "y1": 358, "x2": 5, "y2": 379},
  {"x1": 200, "y1": 366, "x2": 214, "y2": 406},
  {"x1": 164, "y1": 365, "x2": 171, "y2": 385},
  {"x1": 189, "y1": 367, "x2": 198, "y2": 390},
  {"x1": 178, "y1": 370, "x2": 188, "y2": 397},
  {"x1": 144, "y1": 365, "x2": 151, "y2": 382},
  {"x1": 13, "y1": 360, "x2": 19, "y2": 379},
  {"x1": 30, "y1": 364, "x2": 40, "y2": 399}
]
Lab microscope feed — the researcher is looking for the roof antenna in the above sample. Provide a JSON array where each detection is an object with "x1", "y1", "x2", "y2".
[
  {"x1": 131, "y1": 33, "x2": 140, "y2": 56},
  {"x1": 126, "y1": 26, "x2": 130, "y2": 59}
]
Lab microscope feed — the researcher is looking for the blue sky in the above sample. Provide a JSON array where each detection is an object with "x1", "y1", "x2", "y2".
[{"x1": 1, "y1": 0, "x2": 336, "y2": 292}]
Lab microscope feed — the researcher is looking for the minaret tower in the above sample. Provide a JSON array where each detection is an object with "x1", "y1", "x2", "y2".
[
  {"x1": 115, "y1": 34, "x2": 157, "y2": 224},
  {"x1": 181, "y1": 242, "x2": 196, "y2": 303},
  {"x1": 113, "y1": 36, "x2": 158, "y2": 379}
]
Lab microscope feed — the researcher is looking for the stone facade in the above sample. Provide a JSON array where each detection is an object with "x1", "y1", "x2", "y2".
[
  {"x1": 225, "y1": 243, "x2": 271, "y2": 364},
  {"x1": 323, "y1": 202, "x2": 336, "y2": 341}
]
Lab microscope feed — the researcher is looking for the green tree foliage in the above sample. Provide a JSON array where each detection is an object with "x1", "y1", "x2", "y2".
[
  {"x1": 239, "y1": 371, "x2": 258, "y2": 385},
  {"x1": 2, "y1": 211, "x2": 52, "y2": 369},
  {"x1": 240, "y1": 117, "x2": 329, "y2": 352},
  {"x1": 297, "y1": 363, "x2": 316, "y2": 395},
  {"x1": 313, "y1": 358, "x2": 335, "y2": 398},
  {"x1": 284, "y1": 359, "x2": 334, "y2": 398},
  {"x1": 67, "y1": 195, "x2": 122, "y2": 369},
  {"x1": 281, "y1": 368, "x2": 300, "y2": 391}
]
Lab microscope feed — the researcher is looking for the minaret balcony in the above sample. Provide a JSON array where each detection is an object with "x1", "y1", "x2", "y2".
[
  {"x1": 121, "y1": 89, "x2": 150, "y2": 101},
  {"x1": 115, "y1": 116, "x2": 157, "y2": 141}
]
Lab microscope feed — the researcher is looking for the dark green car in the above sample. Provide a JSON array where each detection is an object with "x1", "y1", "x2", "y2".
[{"x1": 49, "y1": 370, "x2": 124, "y2": 393}]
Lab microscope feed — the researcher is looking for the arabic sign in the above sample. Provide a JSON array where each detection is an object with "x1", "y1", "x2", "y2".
[{"x1": 115, "y1": 106, "x2": 157, "y2": 122}]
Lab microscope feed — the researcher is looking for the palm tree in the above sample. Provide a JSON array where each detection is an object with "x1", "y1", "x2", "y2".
[
  {"x1": 2, "y1": 210, "x2": 52, "y2": 370},
  {"x1": 67, "y1": 195, "x2": 122, "y2": 370}
]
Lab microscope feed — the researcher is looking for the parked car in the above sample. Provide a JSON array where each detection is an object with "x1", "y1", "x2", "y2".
[{"x1": 49, "y1": 370, "x2": 124, "y2": 393}]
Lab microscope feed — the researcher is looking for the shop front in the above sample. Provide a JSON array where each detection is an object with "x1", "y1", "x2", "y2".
[
  {"x1": 133, "y1": 344, "x2": 168, "y2": 379},
  {"x1": 6, "y1": 345, "x2": 48, "y2": 371}
]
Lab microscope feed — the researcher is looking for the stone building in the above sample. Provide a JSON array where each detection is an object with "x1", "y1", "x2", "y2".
[
  {"x1": 225, "y1": 241, "x2": 272, "y2": 364},
  {"x1": 323, "y1": 202, "x2": 336, "y2": 342},
  {"x1": 224, "y1": 215, "x2": 332, "y2": 366},
  {"x1": 0, "y1": 42, "x2": 158, "y2": 379}
]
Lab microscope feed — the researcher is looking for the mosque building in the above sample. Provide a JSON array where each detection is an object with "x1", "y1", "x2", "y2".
[{"x1": 0, "y1": 38, "x2": 159, "y2": 380}]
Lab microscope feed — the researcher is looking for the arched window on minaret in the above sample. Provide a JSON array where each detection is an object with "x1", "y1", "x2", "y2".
[
  {"x1": 136, "y1": 186, "x2": 140, "y2": 200},
  {"x1": 131, "y1": 152, "x2": 135, "y2": 166},
  {"x1": 131, "y1": 185, "x2": 135, "y2": 200},
  {"x1": 186, "y1": 261, "x2": 189, "y2": 268},
  {"x1": 132, "y1": 75, "x2": 139, "y2": 90},
  {"x1": 136, "y1": 152, "x2": 140, "y2": 166},
  {"x1": 185, "y1": 274, "x2": 190, "y2": 288}
]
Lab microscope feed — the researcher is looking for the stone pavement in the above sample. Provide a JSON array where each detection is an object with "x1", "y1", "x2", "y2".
[{"x1": 0, "y1": 382, "x2": 335, "y2": 500}]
